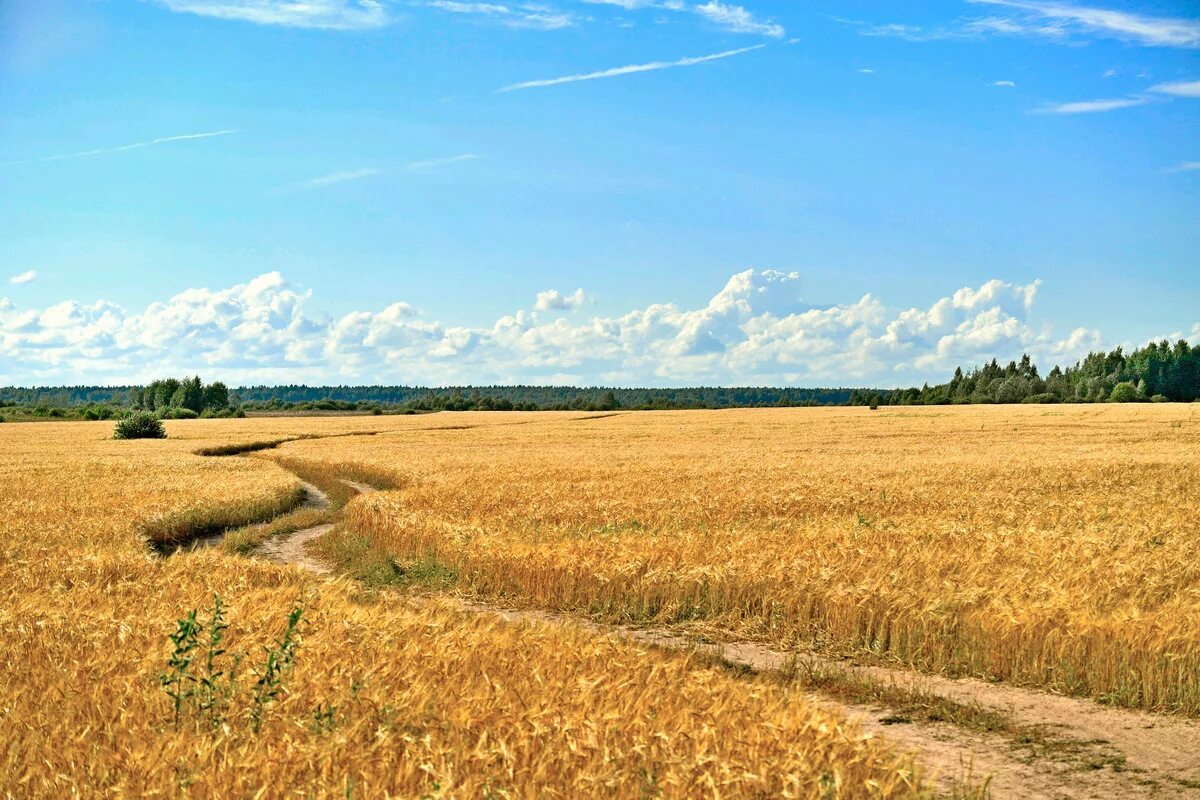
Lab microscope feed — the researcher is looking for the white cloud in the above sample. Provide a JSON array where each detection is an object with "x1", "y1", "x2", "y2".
[
  {"x1": 1166, "y1": 161, "x2": 1200, "y2": 173},
  {"x1": 9, "y1": 271, "x2": 37, "y2": 285},
  {"x1": 277, "y1": 156, "x2": 480, "y2": 192},
  {"x1": 279, "y1": 168, "x2": 380, "y2": 192},
  {"x1": 156, "y1": 0, "x2": 389, "y2": 29},
  {"x1": 0, "y1": 270, "x2": 1140, "y2": 387},
  {"x1": 1149, "y1": 79, "x2": 1200, "y2": 97},
  {"x1": 498, "y1": 44, "x2": 764, "y2": 91},
  {"x1": 1037, "y1": 97, "x2": 1148, "y2": 114},
  {"x1": 582, "y1": 0, "x2": 784, "y2": 38},
  {"x1": 850, "y1": 2, "x2": 1199, "y2": 49},
  {"x1": 993, "y1": 80, "x2": 1016, "y2": 87},
  {"x1": 426, "y1": 1, "x2": 576, "y2": 30},
  {"x1": 967, "y1": 0, "x2": 1200, "y2": 48},
  {"x1": 691, "y1": 2, "x2": 783, "y2": 38},
  {"x1": 534, "y1": 289, "x2": 588, "y2": 311},
  {"x1": 6, "y1": 129, "x2": 238, "y2": 166},
  {"x1": 405, "y1": 153, "x2": 483, "y2": 170}
]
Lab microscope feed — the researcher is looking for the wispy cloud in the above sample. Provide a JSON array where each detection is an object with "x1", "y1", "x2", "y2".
[
  {"x1": 426, "y1": 1, "x2": 576, "y2": 30},
  {"x1": 156, "y1": 0, "x2": 389, "y2": 30},
  {"x1": 993, "y1": 80, "x2": 1016, "y2": 87},
  {"x1": 847, "y1": 2, "x2": 1199, "y2": 49},
  {"x1": 582, "y1": 0, "x2": 784, "y2": 38},
  {"x1": 1166, "y1": 161, "x2": 1200, "y2": 173},
  {"x1": 1149, "y1": 79, "x2": 1200, "y2": 98},
  {"x1": 7, "y1": 129, "x2": 239, "y2": 165},
  {"x1": 691, "y1": 2, "x2": 784, "y2": 38},
  {"x1": 498, "y1": 44, "x2": 765, "y2": 92},
  {"x1": 282, "y1": 168, "x2": 381, "y2": 192},
  {"x1": 405, "y1": 153, "x2": 484, "y2": 170},
  {"x1": 8, "y1": 271, "x2": 37, "y2": 285},
  {"x1": 1036, "y1": 97, "x2": 1149, "y2": 114},
  {"x1": 278, "y1": 155, "x2": 481, "y2": 192},
  {"x1": 967, "y1": 0, "x2": 1200, "y2": 48}
]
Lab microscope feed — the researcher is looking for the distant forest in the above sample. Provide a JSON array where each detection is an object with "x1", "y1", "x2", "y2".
[
  {"x1": 1, "y1": 338, "x2": 1197, "y2": 418},
  {"x1": 852, "y1": 338, "x2": 1199, "y2": 407}
]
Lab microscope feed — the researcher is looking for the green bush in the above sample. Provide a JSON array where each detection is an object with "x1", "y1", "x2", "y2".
[
  {"x1": 114, "y1": 412, "x2": 167, "y2": 440},
  {"x1": 1109, "y1": 382, "x2": 1139, "y2": 403},
  {"x1": 1021, "y1": 393, "x2": 1060, "y2": 404},
  {"x1": 159, "y1": 407, "x2": 199, "y2": 420},
  {"x1": 1151, "y1": 394, "x2": 1169, "y2": 403}
]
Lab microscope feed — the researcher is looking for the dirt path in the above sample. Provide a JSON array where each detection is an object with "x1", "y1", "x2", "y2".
[
  {"x1": 462, "y1": 603, "x2": 1200, "y2": 798},
  {"x1": 251, "y1": 480, "x2": 334, "y2": 574},
  {"x1": 237, "y1": 467, "x2": 1200, "y2": 798},
  {"x1": 252, "y1": 478, "x2": 371, "y2": 575}
]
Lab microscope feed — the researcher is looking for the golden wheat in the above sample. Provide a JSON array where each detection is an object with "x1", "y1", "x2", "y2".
[
  {"x1": 264, "y1": 405, "x2": 1200, "y2": 714},
  {"x1": 0, "y1": 417, "x2": 921, "y2": 798}
]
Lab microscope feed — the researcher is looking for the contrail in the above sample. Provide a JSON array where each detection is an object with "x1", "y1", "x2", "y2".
[
  {"x1": 8, "y1": 129, "x2": 240, "y2": 165},
  {"x1": 498, "y1": 45, "x2": 766, "y2": 92}
]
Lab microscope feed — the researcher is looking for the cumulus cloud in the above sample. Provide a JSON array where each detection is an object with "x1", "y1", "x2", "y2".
[
  {"x1": 0, "y1": 270, "x2": 1143, "y2": 387},
  {"x1": 534, "y1": 289, "x2": 588, "y2": 311},
  {"x1": 9, "y1": 271, "x2": 37, "y2": 285}
]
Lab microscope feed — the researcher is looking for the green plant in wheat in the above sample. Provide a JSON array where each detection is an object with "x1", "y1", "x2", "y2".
[
  {"x1": 196, "y1": 594, "x2": 237, "y2": 725},
  {"x1": 160, "y1": 609, "x2": 201, "y2": 726},
  {"x1": 160, "y1": 596, "x2": 302, "y2": 731},
  {"x1": 251, "y1": 606, "x2": 303, "y2": 732}
]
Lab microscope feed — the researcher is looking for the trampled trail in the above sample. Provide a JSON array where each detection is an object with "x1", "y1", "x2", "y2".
[
  {"x1": 251, "y1": 479, "x2": 334, "y2": 575},
  {"x1": 217, "y1": 457, "x2": 1200, "y2": 799}
]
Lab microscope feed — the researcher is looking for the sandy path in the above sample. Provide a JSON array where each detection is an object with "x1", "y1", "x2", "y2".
[
  {"x1": 251, "y1": 480, "x2": 334, "y2": 574},
  {"x1": 462, "y1": 603, "x2": 1200, "y2": 798},
  {"x1": 241, "y1": 470, "x2": 1200, "y2": 798}
]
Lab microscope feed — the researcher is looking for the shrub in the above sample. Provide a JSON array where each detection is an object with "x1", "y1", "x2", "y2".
[
  {"x1": 1021, "y1": 393, "x2": 1060, "y2": 404},
  {"x1": 1151, "y1": 394, "x2": 1169, "y2": 403},
  {"x1": 159, "y1": 407, "x2": 199, "y2": 420},
  {"x1": 1109, "y1": 382, "x2": 1139, "y2": 403},
  {"x1": 113, "y1": 412, "x2": 167, "y2": 440}
]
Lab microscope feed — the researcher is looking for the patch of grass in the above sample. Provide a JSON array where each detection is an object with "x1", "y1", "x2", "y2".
[
  {"x1": 268, "y1": 457, "x2": 402, "y2": 510},
  {"x1": 195, "y1": 438, "x2": 295, "y2": 457},
  {"x1": 221, "y1": 506, "x2": 332, "y2": 555},
  {"x1": 780, "y1": 658, "x2": 1016, "y2": 736},
  {"x1": 147, "y1": 485, "x2": 307, "y2": 551},
  {"x1": 310, "y1": 528, "x2": 457, "y2": 590}
]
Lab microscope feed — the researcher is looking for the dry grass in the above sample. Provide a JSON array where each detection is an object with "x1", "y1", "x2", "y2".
[
  {"x1": 268, "y1": 405, "x2": 1200, "y2": 714},
  {"x1": 0, "y1": 417, "x2": 924, "y2": 798}
]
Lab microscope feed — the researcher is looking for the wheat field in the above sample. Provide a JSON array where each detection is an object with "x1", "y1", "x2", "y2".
[
  {"x1": 0, "y1": 417, "x2": 924, "y2": 799},
  {"x1": 3, "y1": 405, "x2": 1197, "y2": 797},
  {"x1": 283, "y1": 405, "x2": 1200, "y2": 713}
]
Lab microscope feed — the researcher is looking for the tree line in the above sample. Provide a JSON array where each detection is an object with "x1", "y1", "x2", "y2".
[
  {"x1": 2, "y1": 338, "x2": 1197, "y2": 420},
  {"x1": 850, "y1": 339, "x2": 1200, "y2": 406}
]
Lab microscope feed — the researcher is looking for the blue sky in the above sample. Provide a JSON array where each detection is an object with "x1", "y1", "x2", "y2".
[{"x1": 1, "y1": 0, "x2": 1197, "y2": 387}]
